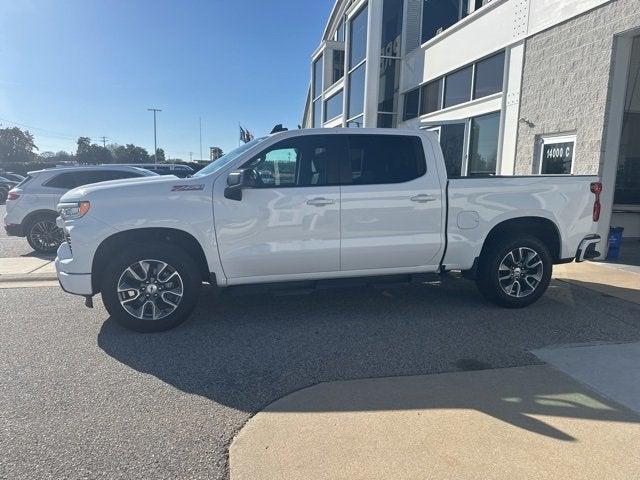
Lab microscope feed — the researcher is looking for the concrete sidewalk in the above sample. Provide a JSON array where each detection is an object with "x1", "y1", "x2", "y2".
[
  {"x1": 553, "y1": 261, "x2": 640, "y2": 305},
  {"x1": 0, "y1": 256, "x2": 58, "y2": 288},
  {"x1": 230, "y1": 363, "x2": 640, "y2": 480},
  {"x1": 230, "y1": 261, "x2": 640, "y2": 480}
]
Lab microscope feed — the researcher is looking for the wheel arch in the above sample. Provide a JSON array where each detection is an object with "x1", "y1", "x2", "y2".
[
  {"x1": 22, "y1": 209, "x2": 59, "y2": 228},
  {"x1": 480, "y1": 216, "x2": 562, "y2": 264},
  {"x1": 91, "y1": 227, "x2": 210, "y2": 293}
]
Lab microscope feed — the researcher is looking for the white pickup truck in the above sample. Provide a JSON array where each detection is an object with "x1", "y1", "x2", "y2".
[{"x1": 55, "y1": 128, "x2": 602, "y2": 332}]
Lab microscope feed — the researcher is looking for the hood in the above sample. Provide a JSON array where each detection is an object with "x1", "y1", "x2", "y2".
[
  {"x1": 59, "y1": 175, "x2": 205, "y2": 203},
  {"x1": 60, "y1": 174, "x2": 175, "y2": 202}
]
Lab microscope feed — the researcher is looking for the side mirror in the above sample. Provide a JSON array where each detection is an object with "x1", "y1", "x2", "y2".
[{"x1": 224, "y1": 169, "x2": 256, "y2": 201}]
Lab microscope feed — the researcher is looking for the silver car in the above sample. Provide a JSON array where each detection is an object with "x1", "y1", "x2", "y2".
[{"x1": 3, "y1": 165, "x2": 157, "y2": 253}]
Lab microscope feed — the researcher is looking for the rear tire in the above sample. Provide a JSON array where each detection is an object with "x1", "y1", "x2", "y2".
[
  {"x1": 25, "y1": 212, "x2": 64, "y2": 253},
  {"x1": 476, "y1": 235, "x2": 552, "y2": 308},
  {"x1": 101, "y1": 243, "x2": 202, "y2": 332}
]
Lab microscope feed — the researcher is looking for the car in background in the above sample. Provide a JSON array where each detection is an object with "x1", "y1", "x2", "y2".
[
  {"x1": 116, "y1": 163, "x2": 194, "y2": 178},
  {"x1": 3, "y1": 165, "x2": 157, "y2": 253},
  {"x1": 0, "y1": 176, "x2": 19, "y2": 205},
  {"x1": 1, "y1": 172, "x2": 26, "y2": 183}
]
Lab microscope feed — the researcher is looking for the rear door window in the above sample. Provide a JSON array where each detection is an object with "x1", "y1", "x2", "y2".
[
  {"x1": 344, "y1": 135, "x2": 426, "y2": 185},
  {"x1": 90, "y1": 170, "x2": 142, "y2": 182},
  {"x1": 45, "y1": 170, "x2": 142, "y2": 189},
  {"x1": 45, "y1": 172, "x2": 81, "y2": 189},
  {"x1": 74, "y1": 170, "x2": 143, "y2": 185}
]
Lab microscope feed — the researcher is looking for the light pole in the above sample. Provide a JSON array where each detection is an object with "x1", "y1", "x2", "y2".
[
  {"x1": 199, "y1": 116, "x2": 203, "y2": 162},
  {"x1": 147, "y1": 108, "x2": 162, "y2": 164}
]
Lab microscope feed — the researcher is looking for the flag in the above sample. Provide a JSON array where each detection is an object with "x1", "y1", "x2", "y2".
[{"x1": 239, "y1": 125, "x2": 254, "y2": 143}]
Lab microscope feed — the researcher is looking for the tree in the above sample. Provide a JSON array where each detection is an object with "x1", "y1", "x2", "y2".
[
  {"x1": 76, "y1": 137, "x2": 91, "y2": 156},
  {"x1": 39, "y1": 150, "x2": 75, "y2": 164},
  {"x1": 87, "y1": 144, "x2": 113, "y2": 164},
  {"x1": 125, "y1": 144, "x2": 149, "y2": 163},
  {"x1": 76, "y1": 137, "x2": 91, "y2": 163},
  {"x1": 154, "y1": 148, "x2": 166, "y2": 163},
  {"x1": 53, "y1": 151, "x2": 75, "y2": 163},
  {"x1": 0, "y1": 127, "x2": 38, "y2": 163},
  {"x1": 75, "y1": 137, "x2": 113, "y2": 164},
  {"x1": 109, "y1": 143, "x2": 149, "y2": 164}
]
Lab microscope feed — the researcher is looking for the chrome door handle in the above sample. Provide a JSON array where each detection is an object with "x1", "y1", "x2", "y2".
[
  {"x1": 410, "y1": 194, "x2": 437, "y2": 203},
  {"x1": 307, "y1": 198, "x2": 335, "y2": 206}
]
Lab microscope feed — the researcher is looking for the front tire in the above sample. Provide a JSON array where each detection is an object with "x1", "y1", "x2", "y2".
[
  {"x1": 476, "y1": 236, "x2": 552, "y2": 308},
  {"x1": 101, "y1": 243, "x2": 202, "y2": 332}
]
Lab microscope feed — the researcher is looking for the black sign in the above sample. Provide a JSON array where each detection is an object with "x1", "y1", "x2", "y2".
[{"x1": 541, "y1": 141, "x2": 573, "y2": 174}]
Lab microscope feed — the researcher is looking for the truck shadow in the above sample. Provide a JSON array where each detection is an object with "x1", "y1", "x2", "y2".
[{"x1": 98, "y1": 278, "x2": 640, "y2": 441}]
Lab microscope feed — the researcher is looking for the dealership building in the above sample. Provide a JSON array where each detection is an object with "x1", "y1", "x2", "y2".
[{"x1": 303, "y1": 0, "x2": 640, "y2": 245}]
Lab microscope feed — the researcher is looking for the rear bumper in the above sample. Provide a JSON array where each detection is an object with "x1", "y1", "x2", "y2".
[
  {"x1": 575, "y1": 235, "x2": 601, "y2": 262},
  {"x1": 3, "y1": 223, "x2": 24, "y2": 237},
  {"x1": 55, "y1": 242, "x2": 93, "y2": 296}
]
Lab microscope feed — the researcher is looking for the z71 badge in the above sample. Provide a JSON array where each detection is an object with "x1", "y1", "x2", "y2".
[{"x1": 171, "y1": 184, "x2": 205, "y2": 192}]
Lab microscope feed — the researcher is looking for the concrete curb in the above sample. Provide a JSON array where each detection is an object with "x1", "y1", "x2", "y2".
[
  {"x1": 0, "y1": 257, "x2": 57, "y2": 285},
  {"x1": 0, "y1": 272, "x2": 58, "y2": 283}
]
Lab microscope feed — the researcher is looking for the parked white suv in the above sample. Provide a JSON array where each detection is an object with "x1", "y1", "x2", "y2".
[
  {"x1": 4, "y1": 166, "x2": 156, "y2": 253},
  {"x1": 54, "y1": 129, "x2": 602, "y2": 332}
]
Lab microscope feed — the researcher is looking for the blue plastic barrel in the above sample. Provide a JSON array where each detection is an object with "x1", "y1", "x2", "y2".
[{"x1": 607, "y1": 227, "x2": 624, "y2": 260}]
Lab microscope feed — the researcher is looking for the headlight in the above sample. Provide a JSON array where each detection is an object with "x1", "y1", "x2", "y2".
[{"x1": 59, "y1": 201, "x2": 91, "y2": 220}]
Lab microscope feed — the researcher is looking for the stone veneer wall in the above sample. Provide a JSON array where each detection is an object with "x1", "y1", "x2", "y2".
[{"x1": 514, "y1": 0, "x2": 640, "y2": 175}]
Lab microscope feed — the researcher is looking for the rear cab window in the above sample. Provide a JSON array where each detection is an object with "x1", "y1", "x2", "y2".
[{"x1": 344, "y1": 135, "x2": 426, "y2": 185}]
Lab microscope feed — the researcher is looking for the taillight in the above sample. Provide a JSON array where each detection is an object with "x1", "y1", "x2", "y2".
[
  {"x1": 7, "y1": 191, "x2": 19, "y2": 201},
  {"x1": 590, "y1": 182, "x2": 602, "y2": 222}
]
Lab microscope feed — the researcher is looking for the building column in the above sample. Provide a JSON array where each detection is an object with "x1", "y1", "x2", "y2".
[
  {"x1": 363, "y1": 1, "x2": 383, "y2": 128},
  {"x1": 498, "y1": 41, "x2": 525, "y2": 175},
  {"x1": 597, "y1": 34, "x2": 635, "y2": 254}
]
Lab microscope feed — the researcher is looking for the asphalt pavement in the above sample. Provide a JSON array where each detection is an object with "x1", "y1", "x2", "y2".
[
  {"x1": 0, "y1": 205, "x2": 46, "y2": 259},
  {"x1": 2, "y1": 276, "x2": 640, "y2": 479}
]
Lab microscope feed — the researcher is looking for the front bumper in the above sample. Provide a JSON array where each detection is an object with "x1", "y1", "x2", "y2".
[
  {"x1": 55, "y1": 242, "x2": 93, "y2": 296},
  {"x1": 576, "y1": 235, "x2": 601, "y2": 262},
  {"x1": 3, "y1": 223, "x2": 24, "y2": 237}
]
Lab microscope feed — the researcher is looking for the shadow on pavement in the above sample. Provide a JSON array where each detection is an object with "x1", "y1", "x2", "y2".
[
  {"x1": 21, "y1": 251, "x2": 55, "y2": 260},
  {"x1": 557, "y1": 278, "x2": 640, "y2": 305},
  {"x1": 259, "y1": 365, "x2": 640, "y2": 442},
  {"x1": 98, "y1": 278, "x2": 640, "y2": 441}
]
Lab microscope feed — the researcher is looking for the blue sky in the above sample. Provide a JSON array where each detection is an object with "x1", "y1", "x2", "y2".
[{"x1": 0, "y1": 0, "x2": 333, "y2": 160}]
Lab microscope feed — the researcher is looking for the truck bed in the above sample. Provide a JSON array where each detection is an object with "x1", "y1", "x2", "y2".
[{"x1": 443, "y1": 175, "x2": 599, "y2": 270}]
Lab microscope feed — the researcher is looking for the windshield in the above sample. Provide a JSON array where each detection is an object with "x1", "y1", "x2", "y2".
[{"x1": 194, "y1": 137, "x2": 268, "y2": 177}]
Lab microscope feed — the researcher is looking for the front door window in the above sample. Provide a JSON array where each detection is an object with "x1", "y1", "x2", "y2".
[{"x1": 242, "y1": 135, "x2": 343, "y2": 187}]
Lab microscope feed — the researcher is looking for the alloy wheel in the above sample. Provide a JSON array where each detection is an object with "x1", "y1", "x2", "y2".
[
  {"x1": 498, "y1": 247, "x2": 544, "y2": 298},
  {"x1": 30, "y1": 220, "x2": 64, "y2": 251},
  {"x1": 117, "y1": 259, "x2": 184, "y2": 321}
]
